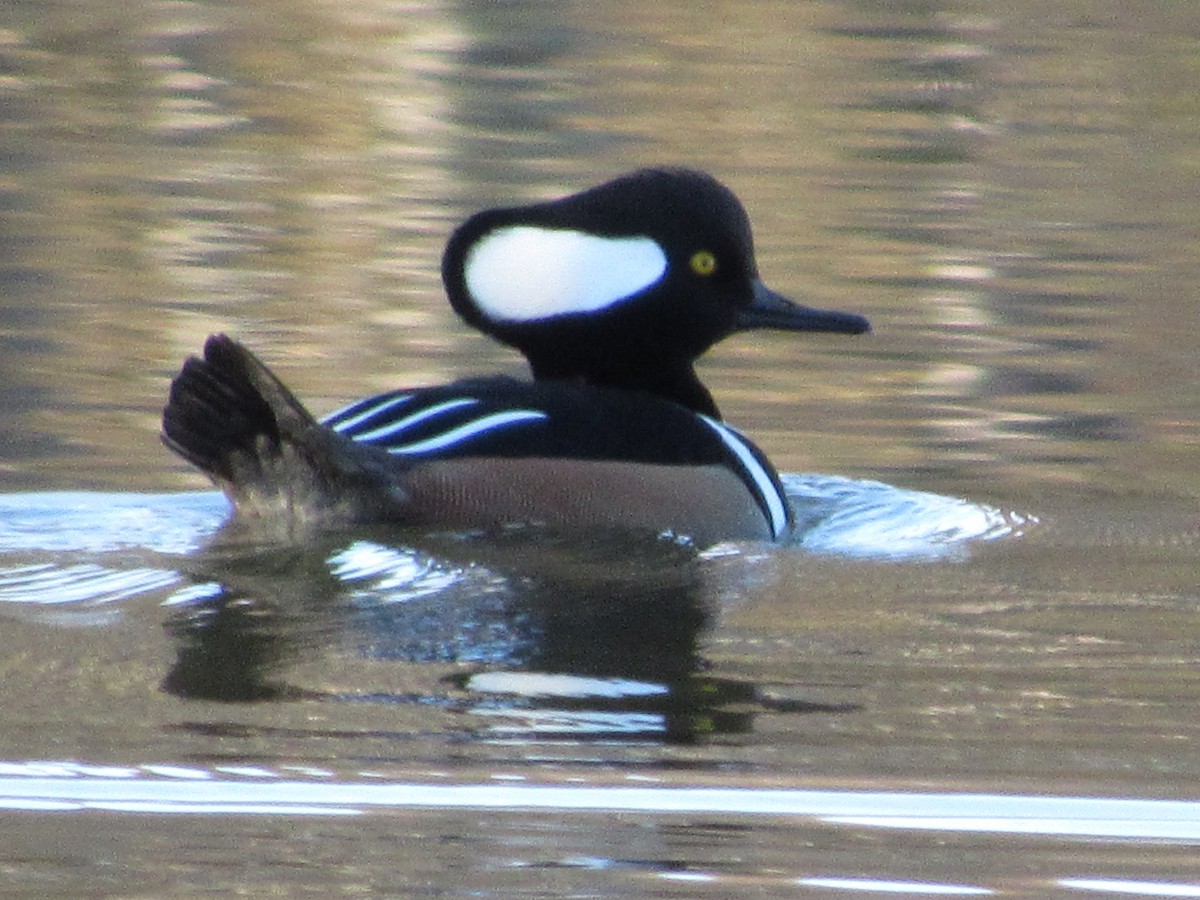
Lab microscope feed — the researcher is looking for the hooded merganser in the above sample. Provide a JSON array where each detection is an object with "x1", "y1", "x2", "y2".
[
  {"x1": 162, "y1": 168, "x2": 869, "y2": 546},
  {"x1": 443, "y1": 167, "x2": 868, "y2": 418}
]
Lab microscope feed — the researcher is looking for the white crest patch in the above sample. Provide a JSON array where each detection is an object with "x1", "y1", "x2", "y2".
[{"x1": 464, "y1": 226, "x2": 668, "y2": 322}]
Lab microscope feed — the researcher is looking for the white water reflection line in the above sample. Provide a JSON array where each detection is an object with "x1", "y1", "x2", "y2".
[
  {"x1": 467, "y1": 671, "x2": 670, "y2": 700},
  {"x1": 470, "y1": 708, "x2": 667, "y2": 735},
  {"x1": 797, "y1": 877, "x2": 993, "y2": 895},
  {"x1": 0, "y1": 765, "x2": 1199, "y2": 843},
  {"x1": 824, "y1": 813, "x2": 1200, "y2": 841},
  {"x1": 1059, "y1": 880, "x2": 1200, "y2": 897}
]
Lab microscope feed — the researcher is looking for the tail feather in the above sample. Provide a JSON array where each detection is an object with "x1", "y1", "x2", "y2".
[
  {"x1": 162, "y1": 335, "x2": 293, "y2": 479},
  {"x1": 162, "y1": 334, "x2": 403, "y2": 529}
]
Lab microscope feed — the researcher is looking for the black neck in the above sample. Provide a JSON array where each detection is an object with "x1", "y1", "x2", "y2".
[{"x1": 529, "y1": 359, "x2": 721, "y2": 419}]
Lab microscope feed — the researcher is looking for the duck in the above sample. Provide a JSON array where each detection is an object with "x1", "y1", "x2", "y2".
[{"x1": 162, "y1": 168, "x2": 869, "y2": 546}]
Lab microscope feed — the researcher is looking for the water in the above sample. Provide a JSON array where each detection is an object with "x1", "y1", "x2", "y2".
[{"x1": 1, "y1": 0, "x2": 1199, "y2": 894}]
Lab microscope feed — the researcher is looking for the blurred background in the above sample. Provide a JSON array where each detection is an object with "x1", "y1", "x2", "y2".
[{"x1": 0, "y1": 0, "x2": 1196, "y2": 512}]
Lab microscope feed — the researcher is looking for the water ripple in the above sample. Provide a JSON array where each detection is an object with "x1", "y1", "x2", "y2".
[
  {"x1": 0, "y1": 563, "x2": 179, "y2": 606},
  {"x1": 784, "y1": 473, "x2": 1035, "y2": 560},
  {"x1": 0, "y1": 492, "x2": 226, "y2": 555}
]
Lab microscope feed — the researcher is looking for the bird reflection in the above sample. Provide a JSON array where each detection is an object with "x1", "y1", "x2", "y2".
[{"x1": 161, "y1": 524, "x2": 770, "y2": 743}]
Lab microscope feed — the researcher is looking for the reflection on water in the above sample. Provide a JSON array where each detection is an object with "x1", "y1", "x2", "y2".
[
  {"x1": 42, "y1": 472, "x2": 979, "y2": 738},
  {"x1": 159, "y1": 525, "x2": 724, "y2": 736},
  {"x1": 2, "y1": 761, "x2": 1200, "y2": 894},
  {"x1": 4, "y1": 760, "x2": 1200, "y2": 840}
]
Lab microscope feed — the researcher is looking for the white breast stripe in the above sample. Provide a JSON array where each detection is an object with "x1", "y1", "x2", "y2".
[
  {"x1": 698, "y1": 415, "x2": 788, "y2": 539},
  {"x1": 350, "y1": 398, "x2": 479, "y2": 443},
  {"x1": 324, "y1": 394, "x2": 414, "y2": 434},
  {"x1": 385, "y1": 410, "x2": 549, "y2": 456},
  {"x1": 465, "y1": 226, "x2": 668, "y2": 321}
]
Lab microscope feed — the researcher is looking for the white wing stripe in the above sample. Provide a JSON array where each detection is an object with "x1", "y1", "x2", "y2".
[
  {"x1": 351, "y1": 398, "x2": 479, "y2": 442},
  {"x1": 385, "y1": 410, "x2": 548, "y2": 456},
  {"x1": 698, "y1": 415, "x2": 788, "y2": 539},
  {"x1": 325, "y1": 394, "x2": 414, "y2": 433}
]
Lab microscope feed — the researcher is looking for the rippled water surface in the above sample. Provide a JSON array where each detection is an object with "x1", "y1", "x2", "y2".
[{"x1": 1, "y1": 0, "x2": 1199, "y2": 895}]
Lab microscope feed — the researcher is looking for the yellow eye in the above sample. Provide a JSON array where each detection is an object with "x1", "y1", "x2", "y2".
[{"x1": 690, "y1": 250, "x2": 717, "y2": 277}]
